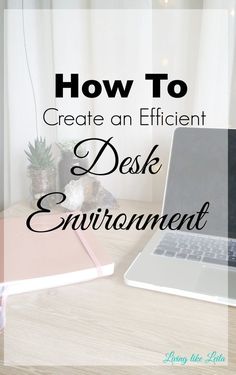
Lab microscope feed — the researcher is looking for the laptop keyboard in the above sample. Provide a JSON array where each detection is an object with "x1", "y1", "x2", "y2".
[{"x1": 154, "y1": 232, "x2": 236, "y2": 268}]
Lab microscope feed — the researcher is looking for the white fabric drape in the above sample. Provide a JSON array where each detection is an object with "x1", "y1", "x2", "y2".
[{"x1": 4, "y1": 1, "x2": 236, "y2": 206}]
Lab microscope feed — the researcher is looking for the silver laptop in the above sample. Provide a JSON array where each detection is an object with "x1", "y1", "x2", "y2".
[{"x1": 124, "y1": 128, "x2": 236, "y2": 306}]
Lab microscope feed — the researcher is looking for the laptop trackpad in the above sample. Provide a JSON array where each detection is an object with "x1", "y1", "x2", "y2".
[
  {"x1": 196, "y1": 266, "x2": 228, "y2": 298},
  {"x1": 127, "y1": 256, "x2": 202, "y2": 292}
]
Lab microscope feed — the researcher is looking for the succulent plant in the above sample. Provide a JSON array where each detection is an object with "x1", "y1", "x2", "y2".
[{"x1": 25, "y1": 137, "x2": 55, "y2": 170}]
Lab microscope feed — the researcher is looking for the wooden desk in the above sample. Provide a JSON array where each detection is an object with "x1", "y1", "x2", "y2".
[{"x1": 0, "y1": 201, "x2": 236, "y2": 374}]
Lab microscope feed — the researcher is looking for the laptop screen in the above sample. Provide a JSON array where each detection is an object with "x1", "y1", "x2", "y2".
[
  {"x1": 163, "y1": 128, "x2": 234, "y2": 239},
  {"x1": 229, "y1": 129, "x2": 236, "y2": 238}
]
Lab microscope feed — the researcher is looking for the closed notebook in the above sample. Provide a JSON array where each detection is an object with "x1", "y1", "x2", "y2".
[{"x1": 0, "y1": 212, "x2": 114, "y2": 296}]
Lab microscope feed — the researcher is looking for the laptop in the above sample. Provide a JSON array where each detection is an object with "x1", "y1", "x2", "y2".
[{"x1": 124, "y1": 128, "x2": 236, "y2": 306}]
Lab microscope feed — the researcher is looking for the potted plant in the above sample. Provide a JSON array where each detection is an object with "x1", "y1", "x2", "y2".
[{"x1": 25, "y1": 137, "x2": 56, "y2": 208}]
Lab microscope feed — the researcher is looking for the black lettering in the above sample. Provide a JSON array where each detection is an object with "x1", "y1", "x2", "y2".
[
  {"x1": 145, "y1": 73, "x2": 168, "y2": 97},
  {"x1": 103, "y1": 80, "x2": 133, "y2": 98},
  {"x1": 71, "y1": 137, "x2": 119, "y2": 176},
  {"x1": 82, "y1": 80, "x2": 102, "y2": 98},
  {"x1": 167, "y1": 79, "x2": 188, "y2": 98},
  {"x1": 140, "y1": 145, "x2": 162, "y2": 174},
  {"x1": 55, "y1": 74, "x2": 78, "y2": 98},
  {"x1": 26, "y1": 193, "x2": 66, "y2": 232}
]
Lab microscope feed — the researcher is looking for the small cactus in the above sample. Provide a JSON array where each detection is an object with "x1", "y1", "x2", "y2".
[{"x1": 25, "y1": 137, "x2": 54, "y2": 170}]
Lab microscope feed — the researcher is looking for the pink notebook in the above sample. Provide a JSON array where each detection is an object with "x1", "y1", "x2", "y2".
[{"x1": 0, "y1": 213, "x2": 114, "y2": 297}]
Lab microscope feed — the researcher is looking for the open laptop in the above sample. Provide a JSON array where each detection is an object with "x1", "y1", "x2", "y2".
[{"x1": 124, "y1": 128, "x2": 236, "y2": 306}]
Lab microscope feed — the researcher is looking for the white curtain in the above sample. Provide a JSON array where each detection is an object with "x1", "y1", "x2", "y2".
[{"x1": 4, "y1": 0, "x2": 236, "y2": 206}]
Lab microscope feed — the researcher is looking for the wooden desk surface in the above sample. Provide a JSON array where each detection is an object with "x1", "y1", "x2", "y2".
[{"x1": 0, "y1": 200, "x2": 236, "y2": 374}]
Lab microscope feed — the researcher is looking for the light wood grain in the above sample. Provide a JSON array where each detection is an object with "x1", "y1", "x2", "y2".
[{"x1": 0, "y1": 201, "x2": 235, "y2": 373}]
